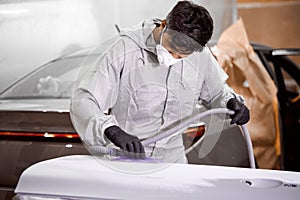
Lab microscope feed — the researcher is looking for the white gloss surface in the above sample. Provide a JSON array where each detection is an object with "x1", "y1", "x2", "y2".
[{"x1": 15, "y1": 155, "x2": 300, "y2": 200}]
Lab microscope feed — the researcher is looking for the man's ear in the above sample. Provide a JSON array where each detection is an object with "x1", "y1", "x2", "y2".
[
  {"x1": 156, "y1": 19, "x2": 166, "y2": 33},
  {"x1": 161, "y1": 19, "x2": 167, "y2": 28}
]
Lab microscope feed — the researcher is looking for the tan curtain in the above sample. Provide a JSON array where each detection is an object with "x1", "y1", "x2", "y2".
[{"x1": 212, "y1": 18, "x2": 281, "y2": 169}]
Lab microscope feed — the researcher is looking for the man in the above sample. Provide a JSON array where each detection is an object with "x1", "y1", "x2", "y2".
[{"x1": 70, "y1": 1, "x2": 250, "y2": 163}]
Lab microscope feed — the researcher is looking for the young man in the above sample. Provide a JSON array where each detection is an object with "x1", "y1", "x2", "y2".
[{"x1": 70, "y1": 1, "x2": 249, "y2": 163}]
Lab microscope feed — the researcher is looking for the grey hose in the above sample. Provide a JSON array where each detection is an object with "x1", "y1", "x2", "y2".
[
  {"x1": 89, "y1": 108, "x2": 256, "y2": 168},
  {"x1": 241, "y1": 124, "x2": 256, "y2": 168},
  {"x1": 141, "y1": 108, "x2": 233, "y2": 146}
]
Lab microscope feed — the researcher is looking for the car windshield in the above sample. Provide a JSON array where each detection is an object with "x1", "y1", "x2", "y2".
[{"x1": 0, "y1": 52, "x2": 97, "y2": 99}]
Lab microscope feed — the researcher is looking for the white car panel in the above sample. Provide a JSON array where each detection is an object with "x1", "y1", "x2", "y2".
[{"x1": 15, "y1": 155, "x2": 300, "y2": 200}]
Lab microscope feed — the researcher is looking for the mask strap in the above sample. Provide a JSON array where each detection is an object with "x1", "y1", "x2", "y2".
[{"x1": 159, "y1": 27, "x2": 166, "y2": 45}]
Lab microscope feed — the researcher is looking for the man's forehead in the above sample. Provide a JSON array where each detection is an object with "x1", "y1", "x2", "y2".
[{"x1": 163, "y1": 33, "x2": 194, "y2": 55}]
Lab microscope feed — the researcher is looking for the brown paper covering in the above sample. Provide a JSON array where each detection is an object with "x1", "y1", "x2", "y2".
[{"x1": 212, "y1": 18, "x2": 281, "y2": 169}]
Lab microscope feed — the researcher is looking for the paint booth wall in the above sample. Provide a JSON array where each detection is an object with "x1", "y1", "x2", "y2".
[{"x1": 0, "y1": 0, "x2": 237, "y2": 93}]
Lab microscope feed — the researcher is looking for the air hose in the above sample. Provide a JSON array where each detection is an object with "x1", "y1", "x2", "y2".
[{"x1": 89, "y1": 108, "x2": 256, "y2": 169}]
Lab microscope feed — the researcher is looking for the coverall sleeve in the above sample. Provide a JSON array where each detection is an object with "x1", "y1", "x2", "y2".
[
  {"x1": 70, "y1": 39, "x2": 125, "y2": 147},
  {"x1": 198, "y1": 48, "x2": 242, "y2": 109}
]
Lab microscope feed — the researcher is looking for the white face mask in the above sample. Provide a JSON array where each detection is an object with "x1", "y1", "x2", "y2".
[{"x1": 156, "y1": 31, "x2": 182, "y2": 66}]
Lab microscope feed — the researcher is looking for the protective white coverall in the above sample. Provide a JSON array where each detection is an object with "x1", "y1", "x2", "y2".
[{"x1": 70, "y1": 19, "x2": 238, "y2": 163}]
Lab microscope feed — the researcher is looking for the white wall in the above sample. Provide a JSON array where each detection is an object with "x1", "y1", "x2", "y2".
[
  {"x1": 0, "y1": 0, "x2": 101, "y2": 93},
  {"x1": 0, "y1": 0, "x2": 237, "y2": 93}
]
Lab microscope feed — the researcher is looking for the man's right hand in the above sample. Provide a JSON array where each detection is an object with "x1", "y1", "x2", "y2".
[{"x1": 104, "y1": 126, "x2": 145, "y2": 159}]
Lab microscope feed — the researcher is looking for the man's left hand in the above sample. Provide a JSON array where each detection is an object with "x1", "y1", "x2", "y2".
[{"x1": 226, "y1": 98, "x2": 250, "y2": 125}]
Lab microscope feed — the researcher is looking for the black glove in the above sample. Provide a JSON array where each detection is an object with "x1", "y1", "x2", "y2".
[
  {"x1": 104, "y1": 125, "x2": 145, "y2": 159},
  {"x1": 226, "y1": 98, "x2": 250, "y2": 125}
]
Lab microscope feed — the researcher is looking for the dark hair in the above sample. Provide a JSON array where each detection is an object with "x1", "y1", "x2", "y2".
[{"x1": 165, "y1": 1, "x2": 214, "y2": 53}]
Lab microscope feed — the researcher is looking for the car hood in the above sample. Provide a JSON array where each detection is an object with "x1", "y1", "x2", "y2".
[
  {"x1": 14, "y1": 155, "x2": 300, "y2": 200},
  {"x1": 0, "y1": 99, "x2": 70, "y2": 112}
]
